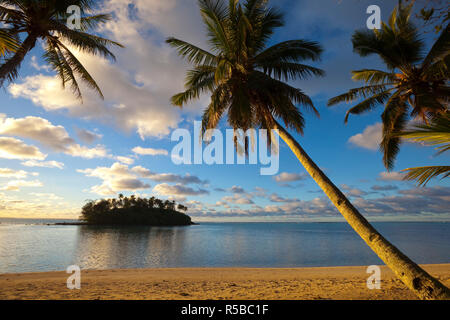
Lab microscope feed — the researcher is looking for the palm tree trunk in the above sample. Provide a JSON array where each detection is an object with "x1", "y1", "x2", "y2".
[
  {"x1": 273, "y1": 118, "x2": 450, "y2": 300},
  {"x1": 0, "y1": 34, "x2": 37, "y2": 84}
]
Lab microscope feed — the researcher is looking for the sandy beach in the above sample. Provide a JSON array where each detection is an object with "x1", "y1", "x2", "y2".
[{"x1": 0, "y1": 264, "x2": 448, "y2": 300}]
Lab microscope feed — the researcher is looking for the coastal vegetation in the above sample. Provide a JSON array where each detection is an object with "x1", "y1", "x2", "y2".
[
  {"x1": 80, "y1": 194, "x2": 193, "y2": 226},
  {"x1": 328, "y1": 4, "x2": 449, "y2": 170},
  {"x1": 167, "y1": 0, "x2": 449, "y2": 299},
  {"x1": 399, "y1": 112, "x2": 450, "y2": 185},
  {"x1": 0, "y1": 0, "x2": 123, "y2": 100}
]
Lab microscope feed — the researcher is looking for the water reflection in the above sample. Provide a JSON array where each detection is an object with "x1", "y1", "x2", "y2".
[
  {"x1": 73, "y1": 226, "x2": 189, "y2": 270},
  {"x1": 1, "y1": 222, "x2": 448, "y2": 273}
]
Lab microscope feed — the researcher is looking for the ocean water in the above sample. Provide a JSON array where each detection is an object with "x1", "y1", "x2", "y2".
[{"x1": 0, "y1": 220, "x2": 449, "y2": 273}]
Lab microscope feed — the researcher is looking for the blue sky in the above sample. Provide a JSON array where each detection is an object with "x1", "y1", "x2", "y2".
[{"x1": 0, "y1": 0, "x2": 448, "y2": 221}]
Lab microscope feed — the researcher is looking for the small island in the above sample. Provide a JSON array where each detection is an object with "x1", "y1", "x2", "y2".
[{"x1": 58, "y1": 194, "x2": 194, "y2": 226}]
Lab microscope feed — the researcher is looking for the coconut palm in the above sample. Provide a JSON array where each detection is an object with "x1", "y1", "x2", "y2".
[
  {"x1": 0, "y1": 0, "x2": 123, "y2": 99},
  {"x1": 399, "y1": 112, "x2": 450, "y2": 185},
  {"x1": 328, "y1": 4, "x2": 449, "y2": 170},
  {"x1": 0, "y1": 30, "x2": 18, "y2": 55},
  {"x1": 167, "y1": 0, "x2": 449, "y2": 299}
]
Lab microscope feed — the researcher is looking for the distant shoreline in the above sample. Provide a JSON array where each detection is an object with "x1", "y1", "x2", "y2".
[
  {"x1": 50, "y1": 221, "x2": 199, "y2": 226},
  {"x1": 1, "y1": 264, "x2": 448, "y2": 300}
]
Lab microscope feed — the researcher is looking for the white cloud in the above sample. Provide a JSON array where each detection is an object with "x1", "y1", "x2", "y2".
[
  {"x1": 221, "y1": 194, "x2": 254, "y2": 205},
  {"x1": 348, "y1": 123, "x2": 382, "y2": 150},
  {"x1": 378, "y1": 171, "x2": 406, "y2": 181},
  {"x1": 274, "y1": 172, "x2": 308, "y2": 182},
  {"x1": 0, "y1": 179, "x2": 43, "y2": 191},
  {"x1": 6, "y1": 0, "x2": 206, "y2": 140},
  {"x1": 153, "y1": 183, "x2": 209, "y2": 197},
  {"x1": 115, "y1": 156, "x2": 135, "y2": 165},
  {"x1": 132, "y1": 146, "x2": 169, "y2": 156},
  {"x1": 0, "y1": 115, "x2": 108, "y2": 159},
  {"x1": 0, "y1": 168, "x2": 34, "y2": 179},
  {"x1": 65, "y1": 144, "x2": 108, "y2": 159},
  {"x1": 0, "y1": 137, "x2": 46, "y2": 160},
  {"x1": 78, "y1": 162, "x2": 147, "y2": 195},
  {"x1": 132, "y1": 166, "x2": 206, "y2": 184},
  {"x1": 21, "y1": 160, "x2": 64, "y2": 169}
]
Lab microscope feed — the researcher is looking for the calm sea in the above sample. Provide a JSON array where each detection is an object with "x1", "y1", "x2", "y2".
[{"x1": 0, "y1": 219, "x2": 449, "y2": 273}]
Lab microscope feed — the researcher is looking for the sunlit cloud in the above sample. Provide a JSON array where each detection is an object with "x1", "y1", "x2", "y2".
[
  {"x1": 348, "y1": 123, "x2": 382, "y2": 150},
  {"x1": 0, "y1": 137, "x2": 46, "y2": 160}
]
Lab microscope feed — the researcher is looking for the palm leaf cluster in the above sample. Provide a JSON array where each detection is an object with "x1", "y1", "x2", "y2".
[
  {"x1": 167, "y1": 0, "x2": 324, "y2": 150},
  {"x1": 0, "y1": 0, "x2": 123, "y2": 99},
  {"x1": 0, "y1": 29, "x2": 18, "y2": 55},
  {"x1": 328, "y1": 4, "x2": 449, "y2": 169},
  {"x1": 400, "y1": 112, "x2": 450, "y2": 186}
]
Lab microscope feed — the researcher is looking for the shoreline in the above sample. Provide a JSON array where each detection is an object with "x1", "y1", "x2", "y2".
[{"x1": 1, "y1": 264, "x2": 449, "y2": 300}]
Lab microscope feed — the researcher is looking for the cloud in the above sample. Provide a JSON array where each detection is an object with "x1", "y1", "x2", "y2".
[
  {"x1": 75, "y1": 128, "x2": 103, "y2": 144},
  {"x1": 0, "y1": 192, "x2": 78, "y2": 218},
  {"x1": 115, "y1": 156, "x2": 135, "y2": 165},
  {"x1": 371, "y1": 185, "x2": 399, "y2": 191},
  {"x1": 378, "y1": 171, "x2": 406, "y2": 181},
  {"x1": 6, "y1": 0, "x2": 206, "y2": 140},
  {"x1": 132, "y1": 166, "x2": 206, "y2": 184},
  {"x1": 79, "y1": 162, "x2": 206, "y2": 196},
  {"x1": 21, "y1": 160, "x2": 64, "y2": 169},
  {"x1": 0, "y1": 137, "x2": 46, "y2": 160},
  {"x1": 221, "y1": 194, "x2": 254, "y2": 205},
  {"x1": 78, "y1": 162, "x2": 148, "y2": 195},
  {"x1": 269, "y1": 193, "x2": 297, "y2": 203},
  {"x1": 340, "y1": 184, "x2": 368, "y2": 198},
  {"x1": 0, "y1": 179, "x2": 43, "y2": 191},
  {"x1": 0, "y1": 115, "x2": 108, "y2": 159},
  {"x1": 29, "y1": 192, "x2": 62, "y2": 200},
  {"x1": 229, "y1": 185, "x2": 246, "y2": 193},
  {"x1": 153, "y1": 183, "x2": 209, "y2": 197},
  {"x1": 348, "y1": 123, "x2": 382, "y2": 150},
  {"x1": 132, "y1": 146, "x2": 169, "y2": 156},
  {"x1": 274, "y1": 172, "x2": 309, "y2": 182},
  {"x1": 0, "y1": 168, "x2": 36, "y2": 179}
]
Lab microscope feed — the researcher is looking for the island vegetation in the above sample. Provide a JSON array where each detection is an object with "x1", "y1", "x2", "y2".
[{"x1": 79, "y1": 194, "x2": 193, "y2": 226}]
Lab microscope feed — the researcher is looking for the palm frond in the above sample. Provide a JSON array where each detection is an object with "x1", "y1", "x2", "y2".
[
  {"x1": 166, "y1": 37, "x2": 217, "y2": 66},
  {"x1": 327, "y1": 85, "x2": 392, "y2": 106},
  {"x1": 344, "y1": 89, "x2": 394, "y2": 123},
  {"x1": 399, "y1": 113, "x2": 450, "y2": 155},
  {"x1": 401, "y1": 166, "x2": 450, "y2": 186},
  {"x1": 0, "y1": 29, "x2": 18, "y2": 55},
  {"x1": 380, "y1": 95, "x2": 409, "y2": 170},
  {"x1": 422, "y1": 23, "x2": 449, "y2": 67},
  {"x1": 351, "y1": 69, "x2": 397, "y2": 85}
]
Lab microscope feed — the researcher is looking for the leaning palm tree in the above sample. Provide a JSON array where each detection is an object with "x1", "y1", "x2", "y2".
[
  {"x1": 167, "y1": 0, "x2": 449, "y2": 299},
  {"x1": 399, "y1": 112, "x2": 450, "y2": 186},
  {"x1": 0, "y1": 0, "x2": 123, "y2": 99},
  {"x1": 328, "y1": 4, "x2": 449, "y2": 170}
]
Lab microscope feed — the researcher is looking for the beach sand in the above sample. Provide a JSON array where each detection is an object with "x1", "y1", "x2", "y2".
[{"x1": 0, "y1": 264, "x2": 449, "y2": 300}]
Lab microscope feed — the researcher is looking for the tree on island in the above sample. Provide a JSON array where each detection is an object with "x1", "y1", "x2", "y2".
[
  {"x1": 80, "y1": 194, "x2": 193, "y2": 226},
  {"x1": 167, "y1": 0, "x2": 449, "y2": 299}
]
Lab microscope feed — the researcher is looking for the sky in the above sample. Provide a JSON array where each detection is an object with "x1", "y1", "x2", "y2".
[{"x1": 0, "y1": 0, "x2": 449, "y2": 222}]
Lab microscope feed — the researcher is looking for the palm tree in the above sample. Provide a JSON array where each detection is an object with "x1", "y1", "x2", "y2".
[
  {"x1": 0, "y1": 30, "x2": 18, "y2": 56},
  {"x1": 0, "y1": 0, "x2": 123, "y2": 99},
  {"x1": 328, "y1": 3, "x2": 449, "y2": 169},
  {"x1": 167, "y1": 0, "x2": 449, "y2": 299},
  {"x1": 399, "y1": 112, "x2": 450, "y2": 185}
]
